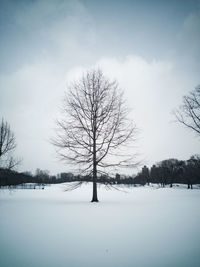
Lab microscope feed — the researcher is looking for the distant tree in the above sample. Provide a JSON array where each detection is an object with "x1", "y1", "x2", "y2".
[
  {"x1": 174, "y1": 85, "x2": 200, "y2": 136},
  {"x1": 183, "y1": 155, "x2": 200, "y2": 189},
  {"x1": 23, "y1": 171, "x2": 33, "y2": 177},
  {"x1": 52, "y1": 69, "x2": 137, "y2": 202},
  {"x1": 150, "y1": 165, "x2": 162, "y2": 185},
  {"x1": 35, "y1": 168, "x2": 50, "y2": 183},
  {"x1": 157, "y1": 159, "x2": 183, "y2": 187},
  {"x1": 115, "y1": 173, "x2": 121, "y2": 184},
  {"x1": 0, "y1": 118, "x2": 19, "y2": 170},
  {"x1": 133, "y1": 171, "x2": 146, "y2": 186},
  {"x1": 141, "y1": 165, "x2": 150, "y2": 185}
]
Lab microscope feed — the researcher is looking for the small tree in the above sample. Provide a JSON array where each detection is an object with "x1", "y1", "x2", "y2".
[
  {"x1": 53, "y1": 69, "x2": 137, "y2": 202},
  {"x1": 0, "y1": 118, "x2": 19, "y2": 170},
  {"x1": 174, "y1": 85, "x2": 200, "y2": 136}
]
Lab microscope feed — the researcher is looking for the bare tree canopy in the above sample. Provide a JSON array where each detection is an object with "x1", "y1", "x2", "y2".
[
  {"x1": 53, "y1": 69, "x2": 137, "y2": 202},
  {"x1": 0, "y1": 118, "x2": 18, "y2": 170},
  {"x1": 174, "y1": 85, "x2": 200, "y2": 136}
]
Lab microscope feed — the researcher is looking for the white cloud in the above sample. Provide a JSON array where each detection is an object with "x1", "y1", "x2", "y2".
[{"x1": 66, "y1": 55, "x2": 200, "y2": 167}]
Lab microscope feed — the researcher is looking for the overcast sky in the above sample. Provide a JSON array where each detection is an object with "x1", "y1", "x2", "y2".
[{"x1": 0, "y1": 0, "x2": 200, "y2": 175}]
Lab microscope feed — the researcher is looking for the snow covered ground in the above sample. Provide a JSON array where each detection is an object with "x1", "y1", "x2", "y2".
[{"x1": 0, "y1": 183, "x2": 200, "y2": 267}]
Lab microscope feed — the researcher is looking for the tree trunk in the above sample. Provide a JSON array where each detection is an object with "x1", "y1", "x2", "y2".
[
  {"x1": 91, "y1": 117, "x2": 98, "y2": 202},
  {"x1": 91, "y1": 162, "x2": 98, "y2": 202}
]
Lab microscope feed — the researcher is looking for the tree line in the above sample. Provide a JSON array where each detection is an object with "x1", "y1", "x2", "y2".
[
  {"x1": 1, "y1": 155, "x2": 200, "y2": 188},
  {"x1": 134, "y1": 156, "x2": 200, "y2": 189}
]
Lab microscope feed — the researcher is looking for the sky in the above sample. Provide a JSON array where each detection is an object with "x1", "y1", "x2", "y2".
[{"x1": 0, "y1": 0, "x2": 200, "y2": 175}]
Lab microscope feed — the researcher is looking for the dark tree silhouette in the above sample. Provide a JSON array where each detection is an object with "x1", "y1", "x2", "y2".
[
  {"x1": 159, "y1": 159, "x2": 183, "y2": 187},
  {"x1": 53, "y1": 69, "x2": 137, "y2": 202},
  {"x1": 174, "y1": 85, "x2": 200, "y2": 136},
  {"x1": 150, "y1": 165, "x2": 162, "y2": 185},
  {"x1": 0, "y1": 118, "x2": 19, "y2": 170},
  {"x1": 141, "y1": 165, "x2": 150, "y2": 185},
  {"x1": 184, "y1": 155, "x2": 200, "y2": 189}
]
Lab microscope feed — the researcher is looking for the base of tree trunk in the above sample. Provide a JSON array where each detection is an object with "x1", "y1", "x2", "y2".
[{"x1": 91, "y1": 198, "x2": 99, "y2": 202}]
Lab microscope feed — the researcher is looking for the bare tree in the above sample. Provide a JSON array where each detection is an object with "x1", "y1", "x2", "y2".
[
  {"x1": 174, "y1": 85, "x2": 200, "y2": 136},
  {"x1": 53, "y1": 69, "x2": 137, "y2": 202},
  {"x1": 0, "y1": 118, "x2": 18, "y2": 169}
]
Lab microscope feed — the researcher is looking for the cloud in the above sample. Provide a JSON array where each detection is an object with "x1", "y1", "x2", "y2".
[
  {"x1": 66, "y1": 55, "x2": 200, "y2": 166},
  {"x1": 0, "y1": 0, "x2": 96, "y2": 73},
  {"x1": 174, "y1": 10, "x2": 200, "y2": 75},
  {"x1": 66, "y1": 55, "x2": 175, "y2": 120},
  {"x1": 177, "y1": 11, "x2": 200, "y2": 56}
]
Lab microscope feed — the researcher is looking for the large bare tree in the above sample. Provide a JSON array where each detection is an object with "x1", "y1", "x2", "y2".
[
  {"x1": 174, "y1": 85, "x2": 200, "y2": 136},
  {"x1": 0, "y1": 118, "x2": 18, "y2": 170},
  {"x1": 53, "y1": 69, "x2": 137, "y2": 202}
]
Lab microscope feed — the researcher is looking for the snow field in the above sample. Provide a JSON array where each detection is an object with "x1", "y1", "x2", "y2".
[{"x1": 0, "y1": 183, "x2": 200, "y2": 267}]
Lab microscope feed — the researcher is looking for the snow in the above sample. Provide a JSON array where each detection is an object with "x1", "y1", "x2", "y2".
[{"x1": 0, "y1": 183, "x2": 200, "y2": 267}]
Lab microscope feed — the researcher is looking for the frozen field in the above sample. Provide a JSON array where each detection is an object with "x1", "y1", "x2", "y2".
[{"x1": 0, "y1": 183, "x2": 200, "y2": 267}]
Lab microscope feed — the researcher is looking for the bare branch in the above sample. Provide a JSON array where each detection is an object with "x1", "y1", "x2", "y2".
[
  {"x1": 174, "y1": 85, "x2": 200, "y2": 136},
  {"x1": 0, "y1": 118, "x2": 16, "y2": 158},
  {"x1": 0, "y1": 118, "x2": 19, "y2": 170}
]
